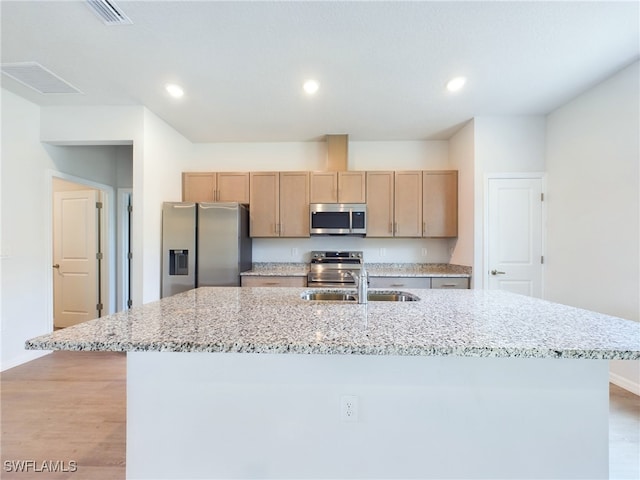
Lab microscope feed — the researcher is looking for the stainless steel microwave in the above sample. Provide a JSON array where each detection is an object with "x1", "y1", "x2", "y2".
[{"x1": 310, "y1": 203, "x2": 366, "y2": 236}]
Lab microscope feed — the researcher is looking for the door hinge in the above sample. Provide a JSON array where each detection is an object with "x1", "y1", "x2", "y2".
[
  {"x1": 127, "y1": 299, "x2": 133, "y2": 308},
  {"x1": 96, "y1": 303, "x2": 103, "y2": 311},
  {"x1": 96, "y1": 252, "x2": 103, "y2": 260},
  {"x1": 128, "y1": 252, "x2": 133, "y2": 260},
  {"x1": 128, "y1": 204, "x2": 133, "y2": 213},
  {"x1": 541, "y1": 255, "x2": 544, "y2": 264},
  {"x1": 540, "y1": 193, "x2": 544, "y2": 202},
  {"x1": 96, "y1": 201, "x2": 103, "y2": 209}
]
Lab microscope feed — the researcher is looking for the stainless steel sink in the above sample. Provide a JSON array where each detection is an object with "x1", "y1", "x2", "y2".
[
  {"x1": 367, "y1": 292, "x2": 419, "y2": 302},
  {"x1": 300, "y1": 290, "x2": 419, "y2": 302}
]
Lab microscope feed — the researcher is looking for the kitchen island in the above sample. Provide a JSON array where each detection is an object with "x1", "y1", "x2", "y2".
[{"x1": 27, "y1": 287, "x2": 640, "y2": 479}]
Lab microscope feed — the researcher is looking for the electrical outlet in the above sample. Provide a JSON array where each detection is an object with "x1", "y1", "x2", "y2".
[
  {"x1": 291, "y1": 247, "x2": 298, "y2": 257},
  {"x1": 421, "y1": 247, "x2": 428, "y2": 257},
  {"x1": 380, "y1": 248, "x2": 386, "y2": 257},
  {"x1": 340, "y1": 395, "x2": 359, "y2": 422}
]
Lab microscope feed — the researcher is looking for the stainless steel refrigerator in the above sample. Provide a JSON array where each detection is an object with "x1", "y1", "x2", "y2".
[{"x1": 161, "y1": 202, "x2": 252, "y2": 298}]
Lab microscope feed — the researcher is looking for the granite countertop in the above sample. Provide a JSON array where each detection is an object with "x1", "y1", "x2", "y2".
[
  {"x1": 26, "y1": 287, "x2": 640, "y2": 360},
  {"x1": 241, "y1": 263, "x2": 472, "y2": 277}
]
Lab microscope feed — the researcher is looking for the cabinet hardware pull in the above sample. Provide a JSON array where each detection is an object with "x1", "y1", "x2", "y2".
[
  {"x1": 389, "y1": 222, "x2": 393, "y2": 233},
  {"x1": 423, "y1": 221, "x2": 426, "y2": 234},
  {"x1": 490, "y1": 270, "x2": 506, "y2": 275}
]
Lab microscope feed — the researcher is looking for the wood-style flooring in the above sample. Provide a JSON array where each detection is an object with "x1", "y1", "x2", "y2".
[{"x1": 1, "y1": 351, "x2": 638, "y2": 479}]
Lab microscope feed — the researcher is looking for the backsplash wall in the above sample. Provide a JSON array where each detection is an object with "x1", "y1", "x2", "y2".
[{"x1": 252, "y1": 237, "x2": 456, "y2": 264}]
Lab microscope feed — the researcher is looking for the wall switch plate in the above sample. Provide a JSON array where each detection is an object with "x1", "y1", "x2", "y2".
[{"x1": 340, "y1": 395, "x2": 359, "y2": 422}]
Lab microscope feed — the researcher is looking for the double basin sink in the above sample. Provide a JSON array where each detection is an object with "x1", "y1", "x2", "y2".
[{"x1": 301, "y1": 290, "x2": 419, "y2": 302}]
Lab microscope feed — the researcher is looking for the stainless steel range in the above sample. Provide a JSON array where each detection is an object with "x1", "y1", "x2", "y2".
[{"x1": 307, "y1": 251, "x2": 363, "y2": 287}]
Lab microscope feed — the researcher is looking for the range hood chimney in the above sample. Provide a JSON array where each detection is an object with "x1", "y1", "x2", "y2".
[{"x1": 325, "y1": 134, "x2": 349, "y2": 171}]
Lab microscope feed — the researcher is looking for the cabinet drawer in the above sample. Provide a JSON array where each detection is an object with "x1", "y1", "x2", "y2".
[
  {"x1": 369, "y1": 277, "x2": 431, "y2": 289},
  {"x1": 431, "y1": 277, "x2": 469, "y2": 289},
  {"x1": 241, "y1": 276, "x2": 307, "y2": 287}
]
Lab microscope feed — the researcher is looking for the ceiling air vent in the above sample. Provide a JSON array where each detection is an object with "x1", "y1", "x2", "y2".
[
  {"x1": 85, "y1": 0, "x2": 132, "y2": 25},
  {"x1": 1, "y1": 62, "x2": 82, "y2": 94}
]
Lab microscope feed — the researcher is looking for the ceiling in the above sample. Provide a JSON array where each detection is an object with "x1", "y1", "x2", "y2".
[{"x1": 1, "y1": 1, "x2": 638, "y2": 142}]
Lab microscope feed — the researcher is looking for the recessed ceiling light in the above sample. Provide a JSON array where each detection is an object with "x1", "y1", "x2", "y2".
[
  {"x1": 165, "y1": 84, "x2": 184, "y2": 98},
  {"x1": 446, "y1": 76, "x2": 467, "y2": 92},
  {"x1": 303, "y1": 79, "x2": 319, "y2": 95}
]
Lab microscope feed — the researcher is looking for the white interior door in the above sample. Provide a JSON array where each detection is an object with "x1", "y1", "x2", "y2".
[
  {"x1": 487, "y1": 177, "x2": 543, "y2": 297},
  {"x1": 53, "y1": 190, "x2": 99, "y2": 327}
]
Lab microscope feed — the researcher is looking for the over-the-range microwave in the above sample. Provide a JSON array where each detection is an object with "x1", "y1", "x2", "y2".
[{"x1": 310, "y1": 203, "x2": 366, "y2": 236}]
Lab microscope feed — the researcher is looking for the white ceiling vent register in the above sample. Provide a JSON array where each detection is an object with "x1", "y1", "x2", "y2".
[
  {"x1": 1, "y1": 62, "x2": 82, "y2": 94},
  {"x1": 85, "y1": 0, "x2": 132, "y2": 25}
]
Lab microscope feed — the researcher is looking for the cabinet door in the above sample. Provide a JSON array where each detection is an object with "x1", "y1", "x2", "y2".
[
  {"x1": 431, "y1": 277, "x2": 469, "y2": 289},
  {"x1": 217, "y1": 172, "x2": 250, "y2": 204},
  {"x1": 423, "y1": 171, "x2": 457, "y2": 237},
  {"x1": 249, "y1": 172, "x2": 279, "y2": 237},
  {"x1": 366, "y1": 171, "x2": 394, "y2": 237},
  {"x1": 182, "y1": 172, "x2": 216, "y2": 202},
  {"x1": 338, "y1": 171, "x2": 366, "y2": 203},
  {"x1": 310, "y1": 172, "x2": 337, "y2": 203},
  {"x1": 241, "y1": 276, "x2": 307, "y2": 287},
  {"x1": 280, "y1": 172, "x2": 310, "y2": 237},
  {"x1": 394, "y1": 171, "x2": 422, "y2": 237}
]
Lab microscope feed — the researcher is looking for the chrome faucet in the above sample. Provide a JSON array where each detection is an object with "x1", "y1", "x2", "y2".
[{"x1": 347, "y1": 267, "x2": 368, "y2": 304}]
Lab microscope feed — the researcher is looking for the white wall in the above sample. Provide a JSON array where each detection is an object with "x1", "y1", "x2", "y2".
[
  {"x1": 471, "y1": 116, "x2": 547, "y2": 288},
  {"x1": 545, "y1": 61, "x2": 640, "y2": 393},
  {"x1": 0, "y1": 95, "x2": 140, "y2": 370},
  {"x1": 139, "y1": 110, "x2": 193, "y2": 303},
  {"x1": 449, "y1": 121, "x2": 475, "y2": 271}
]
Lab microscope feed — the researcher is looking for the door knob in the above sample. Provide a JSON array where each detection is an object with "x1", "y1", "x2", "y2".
[
  {"x1": 490, "y1": 269, "x2": 506, "y2": 275},
  {"x1": 52, "y1": 264, "x2": 60, "y2": 269}
]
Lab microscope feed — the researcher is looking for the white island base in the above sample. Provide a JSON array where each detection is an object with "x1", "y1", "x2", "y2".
[{"x1": 127, "y1": 352, "x2": 608, "y2": 479}]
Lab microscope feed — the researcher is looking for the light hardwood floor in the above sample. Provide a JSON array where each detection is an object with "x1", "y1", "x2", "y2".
[{"x1": 1, "y1": 352, "x2": 638, "y2": 479}]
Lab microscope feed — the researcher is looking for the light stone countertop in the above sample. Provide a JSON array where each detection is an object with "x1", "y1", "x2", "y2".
[
  {"x1": 241, "y1": 262, "x2": 472, "y2": 277},
  {"x1": 26, "y1": 287, "x2": 640, "y2": 359}
]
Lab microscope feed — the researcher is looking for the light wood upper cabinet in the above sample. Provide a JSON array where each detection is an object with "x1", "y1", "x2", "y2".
[
  {"x1": 249, "y1": 172, "x2": 279, "y2": 237},
  {"x1": 366, "y1": 171, "x2": 394, "y2": 237},
  {"x1": 310, "y1": 171, "x2": 366, "y2": 203},
  {"x1": 310, "y1": 172, "x2": 337, "y2": 203},
  {"x1": 423, "y1": 171, "x2": 458, "y2": 237},
  {"x1": 183, "y1": 172, "x2": 250, "y2": 203},
  {"x1": 279, "y1": 172, "x2": 310, "y2": 237},
  {"x1": 182, "y1": 172, "x2": 216, "y2": 202},
  {"x1": 249, "y1": 172, "x2": 309, "y2": 238},
  {"x1": 338, "y1": 171, "x2": 366, "y2": 203},
  {"x1": 394, "y1": 171, "x2": 423, "y2": 237},
  {"x1": 217, "y1": 172, "x2": 250, "y2": 203}
]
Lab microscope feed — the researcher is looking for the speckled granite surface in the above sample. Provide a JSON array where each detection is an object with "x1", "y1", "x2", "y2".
[
  {"x1": 366, "y1": 263, "x2": 471, "y2": 277},
  {"x1": 26, "y1": 287, "x2": 639, "y2": 359},
  {"x1": 241, "y1": 263, "x2": 472, "y2": 277}
]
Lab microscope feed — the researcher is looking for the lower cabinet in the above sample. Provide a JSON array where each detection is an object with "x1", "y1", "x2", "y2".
[
  {"x1": 241, "y1": 276, "x2": 307, "y2": 287},
  {"x1": 431, "y1": 277, "x2": 469, "y2": 289},
  {"x1": 369, "y1": 277, "x2": 431, "y2": 289},
  {"x1": 369, "y1": 276, "x2": 470, "y2": 289}
]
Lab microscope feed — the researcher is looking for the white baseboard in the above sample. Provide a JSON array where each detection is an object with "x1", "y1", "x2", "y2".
[
  {"x1": 610, "y1": 372, "x2": 640, "y2": 396},
  {"x1": 1, "y1": 350, "x2": 51, "y2": 372}
]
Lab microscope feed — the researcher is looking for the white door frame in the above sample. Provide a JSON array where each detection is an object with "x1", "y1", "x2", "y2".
[
  {"x1": 483, "y1": 172, "x2": 546, "y2": 296},
  {"x1": 117, "y1": 188, "x2": 132, "y2": 311},
  {"x1": 46, "y1": 170, "x2": 115, "y2": 331}
]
